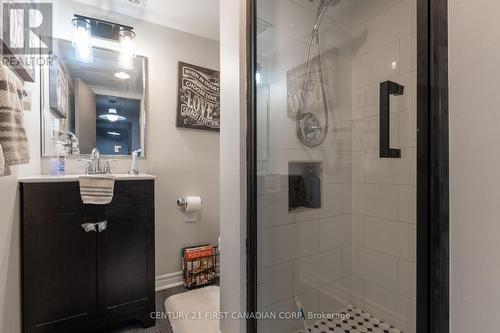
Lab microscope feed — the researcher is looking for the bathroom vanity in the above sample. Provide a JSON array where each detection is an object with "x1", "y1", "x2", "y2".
[{"x1": 19, "y1": 175, "x2": 155, "y2": 333}]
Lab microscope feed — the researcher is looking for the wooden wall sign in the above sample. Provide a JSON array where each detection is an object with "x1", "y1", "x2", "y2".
[{"x1": 176, "y1": 62, "x2": 220, "y2": 132}]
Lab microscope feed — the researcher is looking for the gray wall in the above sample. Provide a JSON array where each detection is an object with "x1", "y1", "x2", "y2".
[
  {"x1": 75, "y1": 79, "x2": 96, "y2": 153},
  {"x1": 48, "y1": 0, "x2": 221, "y2": 280},
  {"x1": 0, "y1": 80, "x2": 42, "y2": 333},
  {"x1": 449, "y1": 0, "x2": 500, "y2": 332}
]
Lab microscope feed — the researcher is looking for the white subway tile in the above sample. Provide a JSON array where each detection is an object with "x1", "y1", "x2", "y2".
[
  {"x1": 258, "y1": 262, "x2": 293, "y2": 307},
  {"x1": 364, "y1": 281, "x2": 410, "y2": 331},
  {"x1": 352, "y1": 41, "x2": 400, "y2": 88},
  {"x1": 398, "y1": 110, "x2": 416, "y2": 148},
  {"x1": 295, "y1": 183, "x2": 344, "y2": 222},
  {"x1": 364, "y1": 216, "x2": 413, "y2": 260},
  {"x1": 352, "y1": 183, "x2": 398, "y2": 220},
  {"x1": 342, "y1": 183, "x2": 352, "y2": 214},
  {"x1": 258, "y1": 189, "x2": 295, "y2": 228},
  {"x1": 318, "y1": 277, "x2": 353, "y2": 313},
  {"x1": 363, "y1": 0, "x2": 411, "y2": 53},
  {"x1": 341, "y1": 245, "x2": 353, "y2": 277},
  {"x1": 400, "y1": 33, "x2": 417, "y2": 73},
  {"x1": 398, "y1": 185, "x2": 416, "y2": 223},
  {"x1": 352, "y1": 246, "x2": 398, "y2": 291},
  {"x1": 398, "y1": 259, "x2": 416, "y2": 300},
  {"x1": 352, "y1": 214, "x2": 365, "y2": 246},
  {"x1": 319, "y1": 215, "x2": 352, "y2": 251},
  {"x1": 391, "y1": 71, "x2": 416, "y2": 112},
  {"x1": 322, "y1": 151, "x2": 353, "y2": 184},
  {"x1": 364, "y1": 148, "x2": 413, "y2": 185},
  {"x1": 293, "y1": 249, "x2": 342, "y2": 294},
  {"x1": 262, "y1": 221, "x2": 319, "y2": 266}
]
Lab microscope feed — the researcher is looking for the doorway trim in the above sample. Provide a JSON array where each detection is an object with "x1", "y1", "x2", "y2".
[{"x1": 246, "y1": 0, "x2": 449, "y2": 332}]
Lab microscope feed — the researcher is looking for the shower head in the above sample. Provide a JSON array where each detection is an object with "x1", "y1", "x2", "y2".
[{"x1": 311, "y1": 0, "x2": 341, "y2": 33}]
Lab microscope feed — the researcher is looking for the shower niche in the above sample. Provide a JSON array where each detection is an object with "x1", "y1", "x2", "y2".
[{"x1": 288, "y1": 161, "x2": 321, "y2": 211}]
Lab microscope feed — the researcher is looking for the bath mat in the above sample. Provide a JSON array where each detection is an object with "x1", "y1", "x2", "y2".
[
  {"x1": 296, "y1": 305, "x2": 402, "y2": 333},
  {"x1": 165, "y1": 286, "x2": 219, "y2": 333}
]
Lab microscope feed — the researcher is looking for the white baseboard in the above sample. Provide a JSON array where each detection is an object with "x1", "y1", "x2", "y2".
[{"x1": 155, "y1": 271, "x2": 184, "y2": 291}]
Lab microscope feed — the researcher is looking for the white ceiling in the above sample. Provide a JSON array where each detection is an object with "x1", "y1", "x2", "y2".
[{"x1": 72, "y1": 0, "x2": 220, "y2": 41}]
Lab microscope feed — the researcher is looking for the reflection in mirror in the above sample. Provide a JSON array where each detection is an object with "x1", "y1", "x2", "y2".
[{"x1": 41, "y1": 38, "x2": 146, "y2": 157}]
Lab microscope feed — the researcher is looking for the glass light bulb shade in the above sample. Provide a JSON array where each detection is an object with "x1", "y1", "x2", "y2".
[
  {"x1": 114, "y1": 72, "x2": 130, "y2": 80},
  {"x1": 98, "y1": 114, "x2": 126, "y2": 122},
  {"x1": 256, "y1": 71, "x2": 262, "y2": 86},
  {"x1": 119, "y1": 28, "x2": 135, "y2": 70},
  {"x1": 72, "y1": 22, "x2": 92, "y2": 63}
]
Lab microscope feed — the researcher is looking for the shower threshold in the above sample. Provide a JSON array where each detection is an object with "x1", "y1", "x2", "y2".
[{"x1": 296, "y1": 305, "x2": 402, "y2": 333}]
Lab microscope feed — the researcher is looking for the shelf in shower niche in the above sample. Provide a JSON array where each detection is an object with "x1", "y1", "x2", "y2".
[
  {"x1": 289, "y1": 161, "x2": 322, "y2": 211},
  {"x1": 0, "y1": 39, "x2": 35, "y2": 83}
]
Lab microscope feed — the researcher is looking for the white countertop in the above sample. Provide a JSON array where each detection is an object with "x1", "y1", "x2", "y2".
[{"x1": 19, "y1": 174, "x2": 156, "y2": 183}]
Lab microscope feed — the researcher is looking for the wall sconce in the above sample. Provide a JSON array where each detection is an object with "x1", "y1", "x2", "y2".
[
  {"x1": 119, "y1": 28, "x2": 136, "y2": 70},
  {"x1": 72, "y1": 16, "x2": 93, "y2": 63}
]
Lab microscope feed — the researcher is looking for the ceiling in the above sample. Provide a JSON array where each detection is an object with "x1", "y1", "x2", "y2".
[{"x1": 72, "y1": 0, "x2": 220, "y2": 41}]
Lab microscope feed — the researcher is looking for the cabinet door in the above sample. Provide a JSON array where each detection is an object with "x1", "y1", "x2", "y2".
[
  {"x1": 22, "y1": 213, "x2": 96, "y2": 333},
  {"x1": 96, "y1": 215, "x2": 155, "y2": 323}
]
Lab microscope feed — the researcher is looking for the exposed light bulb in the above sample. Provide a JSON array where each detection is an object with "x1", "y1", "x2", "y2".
[
  {"x1": 98, "y1": 108, "x2": 126, "y2": 122},
  {"x1": 119, "y1": 29, "x2": 135, "y2": 70},
  {"x1": 72, "y1": 19, "x2": 93, "y2": 63},
  {"x1": 114, "y1": 72, "x2": 130, "y2": 80},
  {"x1": 256, "y1": 71, "x2": 262, "y2": 86}
]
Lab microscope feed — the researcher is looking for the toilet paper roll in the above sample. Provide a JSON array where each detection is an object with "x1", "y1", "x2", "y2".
[{"x1": 184, "y1": 196, "x2": 202, "y2": 222}]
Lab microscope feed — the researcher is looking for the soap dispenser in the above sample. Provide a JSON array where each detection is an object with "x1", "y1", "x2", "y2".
[{"x1": 129, "y1": 149, "x2": 141, "y2": 175}]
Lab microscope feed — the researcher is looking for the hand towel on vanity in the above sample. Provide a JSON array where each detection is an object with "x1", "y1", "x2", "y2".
[
  {"x1": 79, "y1": 176, "x2": 115, "y2": 205},
  {"x1": 0, "y1": 63, "x2": 30, "y2": 175}
]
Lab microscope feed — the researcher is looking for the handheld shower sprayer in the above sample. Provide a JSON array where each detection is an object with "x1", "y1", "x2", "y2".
[{"x1": 296, "y1": 0, "x2": 341, "y2": 147}]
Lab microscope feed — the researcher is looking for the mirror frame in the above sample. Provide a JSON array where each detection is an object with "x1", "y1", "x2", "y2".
[{"x1": 40, "y1": 39, "x2": 148, "y2": 159}]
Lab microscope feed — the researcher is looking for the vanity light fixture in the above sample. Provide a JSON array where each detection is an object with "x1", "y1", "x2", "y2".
[
  {"x1": 114, "y1": 71, "x2": 131, "y2": 80},
  {"x1": 72, "y1": 14, "x2": 137, "y2": 67},
  {"x1": 119, "y1": 27, "x2": 136, "y2": 70},
  {"x1": 72, "y1": 16, "x2": 93, "y2": 63},
  {"x1": 99, "y1": 108, "x2": 126, "y2": 122}
]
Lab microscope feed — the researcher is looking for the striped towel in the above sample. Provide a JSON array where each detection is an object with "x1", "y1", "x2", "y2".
[
  {"x1": 79, "y1": 176, "x2": 115, "y2": 205},
  {"x1": 0, "y1": 63, "x2": 30, "y2": 175},
  {"x1": 0, "y1": 144, "x2": 5, "y2": 176}
]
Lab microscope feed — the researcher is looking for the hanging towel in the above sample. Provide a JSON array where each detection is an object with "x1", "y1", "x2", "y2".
[
  {"x1": 0, "y1": 63, "x2": 30, "y2": 172},
  {"x1": 0, "y1": 144, "x2": 5, "y2": 176},
  {"x1": 79, "y1": 176, "x2": 115, "y2": 205}
]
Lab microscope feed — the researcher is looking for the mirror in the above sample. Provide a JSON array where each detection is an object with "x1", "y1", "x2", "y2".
[{"x1": 41, "y1": 38, "x2": 147, "y2": 157}]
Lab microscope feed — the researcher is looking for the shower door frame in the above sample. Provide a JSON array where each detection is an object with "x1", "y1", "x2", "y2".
[{"x1": 246, "y1": 0, "x2": 450, "y2": 332}]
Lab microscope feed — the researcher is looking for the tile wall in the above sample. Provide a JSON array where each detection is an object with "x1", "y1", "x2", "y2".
[{"x1": 256, "y1": 1, "x2": 416, "y2": 332}]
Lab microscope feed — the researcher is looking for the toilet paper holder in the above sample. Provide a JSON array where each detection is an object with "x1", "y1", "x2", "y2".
[{"x1": 177, "y1": 197, "x2": 187, "y2": 208}]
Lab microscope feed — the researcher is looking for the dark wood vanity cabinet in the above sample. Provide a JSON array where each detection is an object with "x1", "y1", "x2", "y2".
[{"x1": 20, "y1": 179, "x2": 155, "y2": 333}]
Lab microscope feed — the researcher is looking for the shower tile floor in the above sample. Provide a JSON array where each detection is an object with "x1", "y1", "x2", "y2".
[{"x1": 297, "y1": 305, "x2": 402, "y2": 333}]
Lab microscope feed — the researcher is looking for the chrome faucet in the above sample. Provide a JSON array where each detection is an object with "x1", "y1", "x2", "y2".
[
  {"x1": 57, "y1": 131, "x2": 80, "y2": 155},
  {"x1": 84, "y1": 148, "x2": 112, "y2": 175}
]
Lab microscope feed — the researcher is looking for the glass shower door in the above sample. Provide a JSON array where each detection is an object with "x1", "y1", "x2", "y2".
[{"x1": 255, "y1": 0, "x2": 417, "y2": 332}]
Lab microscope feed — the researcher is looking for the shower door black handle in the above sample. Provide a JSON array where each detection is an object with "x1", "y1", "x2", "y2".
[{"x1": 379, "y1": 80, "x2": 404, "y2": 158}]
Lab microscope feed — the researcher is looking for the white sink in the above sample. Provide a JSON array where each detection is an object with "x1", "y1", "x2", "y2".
[{"x1": 19, "y1": 174, "x2": 156, "y2": 183}]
